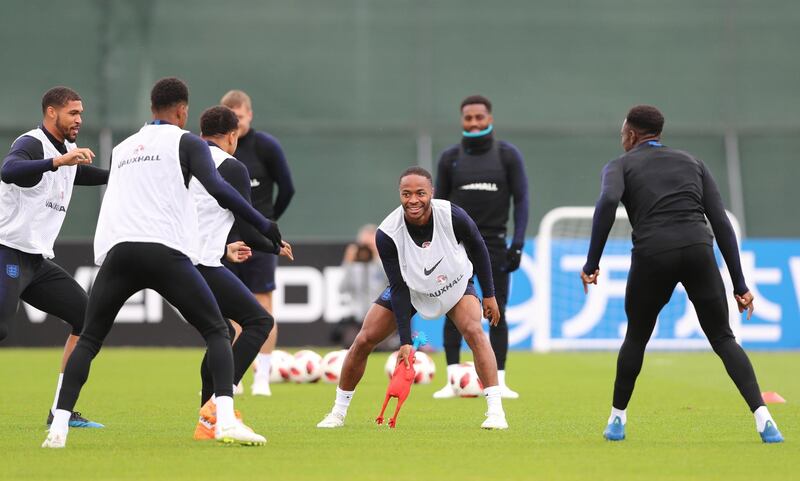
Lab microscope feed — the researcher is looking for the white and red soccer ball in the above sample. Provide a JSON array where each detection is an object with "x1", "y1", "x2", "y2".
[
  {"x1": 384, "y1": 350, "x2": 436, "y2": 384},
  {"x1": 449, "y1": 362, "x2": 484, "y2": 397},
  {"x1": 289, "y1": 349, "x2": 323, "y2": 383},
  {"x1": 320, "y1": 349, "x2": 348, "y2": 384},
  {"x1": 268, "y1": 350, "x2": 294, "y2": 383}
]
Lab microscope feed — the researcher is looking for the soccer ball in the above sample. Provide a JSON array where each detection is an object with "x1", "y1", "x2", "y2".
[
  {"x1": 412, "y1": 351, "x2": 435, "y2": 384},
  {"x1": 384, "y1": 350, "x2": 436, "y2": 384},
  {"x1": 289, "y1": 350, "x2": 323, "y2": 383},
  {"x1": 320, "y1": 349, "x2": 348, "y2": 384},
  {"x1": 449, "y1": 362, "x2": 484, "y2": 397},
  {"x1": 269, "y1": 350, "x2": 294, "y2": 383}
]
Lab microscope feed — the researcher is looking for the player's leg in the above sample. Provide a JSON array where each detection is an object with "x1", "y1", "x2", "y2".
[
  {"x1": 605, "y1": 250, "x2": 677, "y2": 440},
  {"x1": 249, "y1": 251, "x2": 278, "y2": 396},
  {"x1": 681, "y1": 244, "x2": 782, "y2": 442},
  {"x1": 318, "y1": 297, "x2": 396, "y2": 428},
  {"x1": 0, "y1": 246, "x2": 28, "y2": 344},
  {"x1": 21, "y1": 259, "x2": 103, "y2": 427},
  {"x1": 44, "y1": 244, "x2": 143, "y2": 447},
  {"x1": 434, "y1": 317, "x2": 463, "y2": 398},
  {"x1": 486, "y1": 237, "x2": 514, "y2": 397},
  {"x1": 448, "y1": 289, "x2": 507, "y2": 429}
]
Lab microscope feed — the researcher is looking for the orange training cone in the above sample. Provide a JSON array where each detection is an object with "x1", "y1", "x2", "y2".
[{"x1": 761, "y1": 391, "x2": 787, "y2": 404}]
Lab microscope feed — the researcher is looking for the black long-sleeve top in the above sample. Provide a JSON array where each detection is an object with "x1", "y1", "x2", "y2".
[
  {"x1": 583, "y1": 140, "x2": 748, "y2": 295},
  {"x1": 233, "y1": 129, "x2": 295, "y2": 220},
  {"x1": 376, "y1": 203, "x2": 494, "y2": 345},
  {"x1": 1, "y1": 126, "x2": 109, "y2": 187},
  {"x1": 435, "y1": 132, "x2": 529, "y2": 247}
]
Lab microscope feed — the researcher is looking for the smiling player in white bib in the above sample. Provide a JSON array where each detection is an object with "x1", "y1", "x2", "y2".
[{"x1": 317, "y1": 166, "x2": 508, "y2": 430}]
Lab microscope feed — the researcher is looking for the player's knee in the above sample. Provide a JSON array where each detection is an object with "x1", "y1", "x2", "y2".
[
  {"x1": 352, "y1": 330, "x2": 379, "y2": 354},
  {"x1": 460, "y1": 323, "x2": 485, "y2": 345}
]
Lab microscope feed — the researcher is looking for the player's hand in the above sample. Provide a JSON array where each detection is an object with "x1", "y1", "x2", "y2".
[
  {"x1": 504, "y1": 245, "x2": 523, "y2": 272},
  {"x1": 735, "y1": 291, "x2": 755, "y2": 320},
  {"x1": 54, "y1": 148, "x2": 95, "y2": 167},
  {"x1": 278, "y1": 240, "x2": 294, "y2": 261},
  {"x1": 397, "y1": 344, "x2": 413, "y2": 368},
  {"x1": 343, "y1": 243, "x2": 358, "y2": 262},
  {"x1": 581, "y1": 268, "x2": 600, "y2": 294},
  {"x1": 225, "y1": 241, "x2": 252, "y2": 263},
  {"x1": 482, "y1": 296, "x2": 500, "y2": 327}
]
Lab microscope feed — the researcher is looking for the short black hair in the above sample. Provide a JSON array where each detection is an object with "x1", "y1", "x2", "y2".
[
  {"x1": 626, "y1": 105, "x2": 664, "y2": 136},
  {"x1": 460, "y1": 94, "x2": 492, "y2": 113},
  {"x1": 151, "y1": 77, "x2": 189, "y2": 112},
  {"x1": 41, "y1": 87, "x2": 81, "y2": 114},
  {"x1": 200, "y1": 105, "x2": 239, "y2": 137},
  {"x1": 399, "y1": 166, "x2": 432, "y2": 184}
]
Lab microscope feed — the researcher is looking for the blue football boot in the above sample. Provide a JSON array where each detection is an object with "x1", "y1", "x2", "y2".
[
  {"x1": 603, "y1": 416, "x2": 625, "y2": 441},
  {"x1": 46, "y1": 410, "x2": 105, "y2": 428},
  {"x1": 759, "y1": 420, "x2": 784, "y2": 443}
]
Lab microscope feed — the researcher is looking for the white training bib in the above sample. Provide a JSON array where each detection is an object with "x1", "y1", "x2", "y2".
[
  {"x1": 94, "y1": 124, "x2": 199, "y2": 265},
  {"x1": 190, "y1": 145, "x2": 235, "y2": 267},
  {"x1": 0, "y1": 128, "x2": 77, "y2": 258},
  {"x1": 379, "y1": 199, "x2": 473, "y2": 319}
]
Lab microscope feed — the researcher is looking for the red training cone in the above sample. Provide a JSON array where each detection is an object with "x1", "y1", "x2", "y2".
[{"x1": 761, "y1": 391, "x2": 787, "y2": 404}]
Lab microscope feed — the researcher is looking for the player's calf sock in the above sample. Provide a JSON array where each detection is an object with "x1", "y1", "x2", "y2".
[
  {"x1": 754, "y1": 405, "x2": 774, "y2": 431},
  {"x1": 754, "y1": 406, "x2": 783, "y2": 443},
  {"x1": 333, "y1": 387, "x2": 355, "y2": 417},
  {"x1": 254, "y1": 353, "x2": 272, "y2": 383},
  {"x1": 498, "y1": 370, "x2": 507, "y2": 387},
  {"x1": 50, "y1": 409, "x2": 71, "y2": 437},
  {"x1": 215, "y1": 396, "x2": 236, "y2": 430},
  {"x1": 50, "y1": 373, "x2": 64, "y2": 415},
  {"x1": 484, "y1": 385, "x2": 504, "y2": 414},
  {"x1": 608, "y1": 407, "x2": 626, "y2": 425}
]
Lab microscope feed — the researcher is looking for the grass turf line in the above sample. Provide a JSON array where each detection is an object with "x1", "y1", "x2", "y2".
[{"x1": 0, "y1": 348, "x2": 797, "y2": 481}]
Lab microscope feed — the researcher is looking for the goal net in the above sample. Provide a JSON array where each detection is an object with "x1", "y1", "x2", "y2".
[{"x1": 531, "y1": 206, "x2": 743, "y2": 352}]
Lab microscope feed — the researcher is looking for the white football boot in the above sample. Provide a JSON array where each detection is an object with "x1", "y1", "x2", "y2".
[
  {"x1": 41, "y1": 432, "x2": 67, "y2": 448},
  {"x1": 433, "y1": 384, "x2": 456, "y2": 399},
  {"x1": 251, "y1": 379, "x2": 272, "y2": 397},
  {"x1": 481, "y1": 411, "x2": 509, "y2": 430},
  {"x1": 316, "y1": 412, "x2": 345, "y2": 428},
  {"x1": 216, "y1": 424, "x2": 267, "y2": 446},
  {"x1": 499, "y1": 385, "x2": 520, "y2": 399}
]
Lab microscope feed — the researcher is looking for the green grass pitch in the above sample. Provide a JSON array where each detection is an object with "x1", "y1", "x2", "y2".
[{"x1": 0, "y1": 348, "x2": 797, "y2": 481}]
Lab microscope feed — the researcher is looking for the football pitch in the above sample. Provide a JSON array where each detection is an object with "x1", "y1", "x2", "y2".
[{"x1": 1, "y1": 348, "x2": 797, "y2": 481}]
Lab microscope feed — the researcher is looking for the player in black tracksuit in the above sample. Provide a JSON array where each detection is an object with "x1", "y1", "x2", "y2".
[
  {"x1": 434, "y1": 95, "x2": 529, "y2": 399},
  {"x1": 221, "y1": 90, "x2": 294, "y2": 396},
  {"x1": 583, "y1": 105, "x2": 783, "y2": 443}
]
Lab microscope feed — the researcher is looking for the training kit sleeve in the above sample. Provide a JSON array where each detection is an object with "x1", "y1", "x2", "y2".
[
  {"x1": 451, "y1": 204, "x2": 495, "y2": 297},
  {"x1": 502, "y1": 143, "x2": 530, "y2": 248},
  {"x1": 1, "y1": 135, "x2": 56, "y2": 187},
  {"x1": 434, "y1": 147, "x2": 457, "y2": 200},
  {"x1": 699, "y1": 161, "x2": 748, "y2": 295},
  {"x1": 255, "y1": 132, "x2": 295, "y2": 221},
  {"x1": 74, "y1": 165, "x2": 109, "y2": 185},
  {"x1": 583, "y1": 157, "x2": 625, "y2": 275},
  {"x1": 376, "y1": 228, "x2": 414, "y2": 345},
  {"x1": 179, "y1": 133, "x2": 281, "y2": 245},
  {"x1": 217, "y1": 157, "x2": 277, "y2": 254}
]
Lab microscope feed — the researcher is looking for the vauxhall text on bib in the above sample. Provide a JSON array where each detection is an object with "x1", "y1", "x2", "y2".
[
  {"x1": 0, "y1": 128, "x2": 77, "y2": 258},
  {"x1": 189, "y1": 145, "x2": 236, "y2": 267},
  {"x1": 379, "y1": 199, "x2": 473, "y2": 319},
  {"x1": 94, "y1": 124, "x2": 199, "y2": 265}
]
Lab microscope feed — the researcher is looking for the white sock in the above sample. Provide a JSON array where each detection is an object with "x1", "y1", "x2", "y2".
[
  {"x1": 754, "y1": 406, "x2": 775, "y2": 432},
  {"x1": 445, "y1": 364, "x2": 458, "y2": 385},
  {"x1": 498, "y1": 370, "x2": 507, "y2": 387},
  {"x1": 255, "y1": 353, "x2": 272, "y2": 383},
  {"x1": 608, "y1": 407, "x2": 627, "y2": 425},
  {"x1": 484, "y1": 385, "x2": 504, "y2": 415},
  {"x1": 215, "y1": 396, "x2": 236, "y2": 429},
  {"x1": 333, "y1": 387, "x2": 355, "y2": 417},
  {"x1": 50, "y1": 373, "x2": 64, "y2": 415},
  {"x1": 50, "y1": 409, "x2": 71, "y2": 437}
]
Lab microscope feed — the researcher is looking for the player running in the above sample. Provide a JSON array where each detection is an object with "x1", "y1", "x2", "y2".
[
  {"x1": 189, "y1": 105, "x2": 293, "y2": 439},
  {"x1": 434, "y1": 94, "x2": 529, "y2": 399},
  {"x1": 1, "y1": 86, "x2": 107, "y2": 429},
  {"x1": 43, "y1": 78, "x2": 283, "y2": 448},
  {"x1": 582, "y1": 105, "x2": 783, "y2": 443},
  {"x1": 317, "y1": 167, "x2": 508, "y2": 430},
  {"x1": 220, "y1": 90, "x2": 295, "y2": 396}
]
